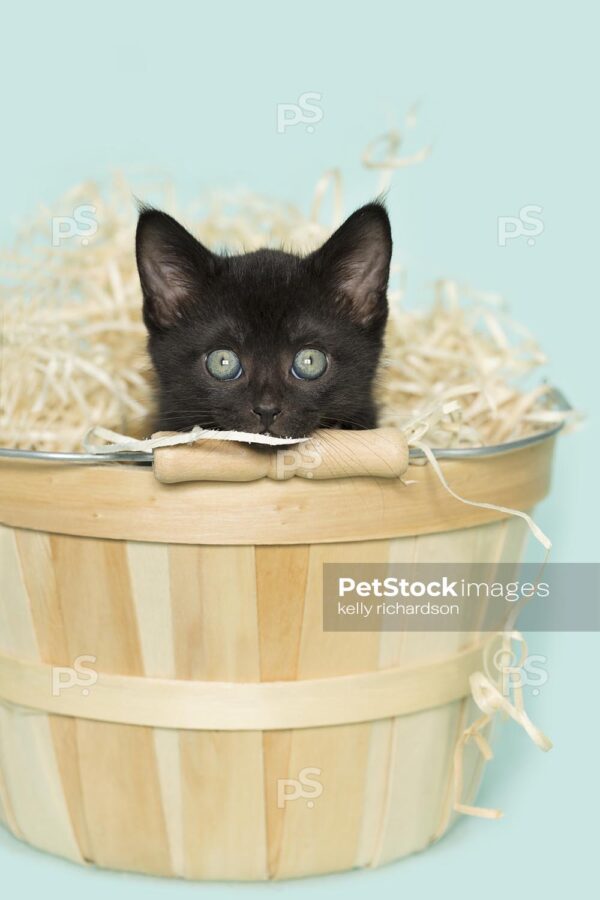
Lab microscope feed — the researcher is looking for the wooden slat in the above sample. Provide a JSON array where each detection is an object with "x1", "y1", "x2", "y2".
[
  {"x1": 14, "y1": 528, "x2": 92, "y2": 860},
  {"x1": 170, "y1": 545, "x2": 267, "y2": 880},
  {"x1": 0, "y1": 703, "x2": 83, "y2": 862},
  {"x1": 126, "y1": 541, "x2": 184, "y2": 876},
  {"x1": 48, "y1": 533, "x2": 171, "y2": 874},
  {"x1": 256, "y1": 546, "x2": 309, "y2": 682},
  {"x1": 0, "y1": 759, "x2": 20, "y2": 836},
  {"x1": 0, "y1": 525, "x2": 82, "y2": 862},
  {"x1": 255, "y1": 545, "x2": 309, "y2": 878},
  {"x1": 355, "y1": 534, "x2": 416, "y2": 868},
  {"x1": 274, "y1": 540, "x2": 388, "y2": 878}
]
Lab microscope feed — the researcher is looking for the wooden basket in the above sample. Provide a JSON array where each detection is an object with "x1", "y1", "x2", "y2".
[{"x1": 0, "y1": 431, "x2": 556, "y2": 880}]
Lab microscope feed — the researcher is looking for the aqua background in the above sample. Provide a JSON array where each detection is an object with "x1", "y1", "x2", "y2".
[{"x1": 1, "y1": 1, "x2": 597, "y2": 897}]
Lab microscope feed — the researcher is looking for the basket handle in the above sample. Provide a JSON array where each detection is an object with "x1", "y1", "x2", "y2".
[{"x1": 153, "y1": 427, "x2": 409, "y2": 484}]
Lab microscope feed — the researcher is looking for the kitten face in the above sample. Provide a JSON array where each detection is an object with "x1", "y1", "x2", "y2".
[{"x1": 136, "y1": 203, "x2": 392, "y2": 438}]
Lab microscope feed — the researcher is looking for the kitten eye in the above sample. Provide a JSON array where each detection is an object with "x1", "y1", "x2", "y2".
[
  {"x1": 205, "y1": 349, "x2": 242, "y2": 380},
  {"x1": 292, "y1": 348, "x2": 328, "y2": 380}
]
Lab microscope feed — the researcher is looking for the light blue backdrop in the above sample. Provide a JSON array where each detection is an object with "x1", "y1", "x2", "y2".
[{"x1": 1, "y1": 1, "x2": 597, "y2": 897}]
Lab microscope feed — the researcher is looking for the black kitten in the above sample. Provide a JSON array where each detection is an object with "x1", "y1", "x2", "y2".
[{"x1": 136, "y1": 202, "x2": 392, "y2": 438}]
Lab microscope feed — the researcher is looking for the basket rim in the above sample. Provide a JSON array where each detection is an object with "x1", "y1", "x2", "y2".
[
  {"x1": 0, "y1": 387, "x2": 570, "y2": 466},
  {"x1": 0, "y1": 433, "x2": 557, "y2": 543}
]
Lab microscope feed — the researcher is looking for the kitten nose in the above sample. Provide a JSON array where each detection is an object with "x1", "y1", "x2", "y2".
[{"x1": 252, "y1": 405, "x2": 281, "y2": 430}]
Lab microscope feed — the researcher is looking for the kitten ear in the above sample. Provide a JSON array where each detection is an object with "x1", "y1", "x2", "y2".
[
  {"x1": 310, "y1": 202, "x2": 392, "y2": 327},
  {"x1": 136, "y1": 208, "x2": 217, "y2": 331}
]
